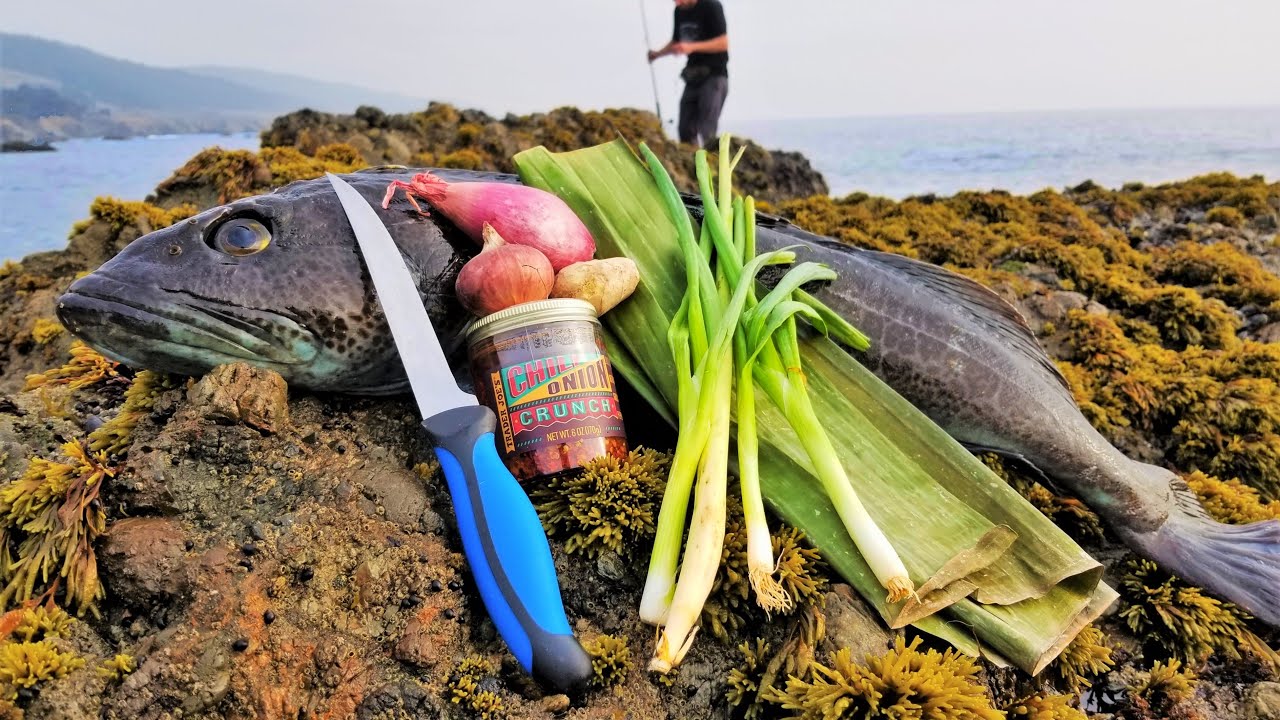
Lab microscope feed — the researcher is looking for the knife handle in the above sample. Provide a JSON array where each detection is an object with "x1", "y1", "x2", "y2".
[{"x1": 423, "y1": 405, "x2": 594, "y2": 693}]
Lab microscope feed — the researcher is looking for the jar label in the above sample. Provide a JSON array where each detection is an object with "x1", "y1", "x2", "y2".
[{"x1": 490, "y1": 351, "x2": 626, "y2": 454}]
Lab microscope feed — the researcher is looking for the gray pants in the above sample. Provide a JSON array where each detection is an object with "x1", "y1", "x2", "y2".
[{"x1": 678, "y1": 75, "x2": 728, "y2": 148}]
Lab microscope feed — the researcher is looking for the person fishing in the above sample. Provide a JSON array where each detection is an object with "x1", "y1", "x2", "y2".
[{"x1": 647, "y1": 0, "x2": 730, "y2": 148}]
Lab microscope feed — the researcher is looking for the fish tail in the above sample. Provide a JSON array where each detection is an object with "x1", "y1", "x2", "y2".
[{"x1": 1123, "y1": 489, "x2": 1280, "y2": 627}]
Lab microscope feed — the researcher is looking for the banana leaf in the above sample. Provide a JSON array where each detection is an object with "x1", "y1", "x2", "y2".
[{"x1": 514, "y1": 139, "x2": 1115, "y2": 673}]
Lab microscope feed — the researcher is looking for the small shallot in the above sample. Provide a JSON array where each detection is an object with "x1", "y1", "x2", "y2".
[{"x1": 455, "y1": 223, "x2": 554, "y2": 317}]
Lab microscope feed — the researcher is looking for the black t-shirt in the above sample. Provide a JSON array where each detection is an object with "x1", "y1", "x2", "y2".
[{"x1": 673, "y1": 0, "x2": 728, "y2": 77}]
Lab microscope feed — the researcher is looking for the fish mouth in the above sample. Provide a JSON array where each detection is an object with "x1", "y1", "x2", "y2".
[{"x1": 57, "y1": 272, "x2": 319, "y2": 376}]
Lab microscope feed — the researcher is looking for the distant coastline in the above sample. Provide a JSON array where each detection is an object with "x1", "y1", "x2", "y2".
[{"x1": 0, "y1": 140, "x2": 56, "y2": 153}]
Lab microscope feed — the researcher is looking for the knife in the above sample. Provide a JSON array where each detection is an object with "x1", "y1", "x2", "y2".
[{"x1": 326, "y1": 173, "x2": 594, "y2": 692}]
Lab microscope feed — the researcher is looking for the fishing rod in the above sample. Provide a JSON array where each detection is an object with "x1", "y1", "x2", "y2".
[{"x1": 637, "y1": 0, "x2": 667, "y2": 125}]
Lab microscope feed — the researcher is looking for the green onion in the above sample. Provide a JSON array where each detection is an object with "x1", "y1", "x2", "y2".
[{"x1": 647, "y1": 243, "x2": 796, "y2": 670}]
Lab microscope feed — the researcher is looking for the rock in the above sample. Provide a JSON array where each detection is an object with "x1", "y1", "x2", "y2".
[
  {"x1": 1246, "y1": 682, "x2": 1280, "y2": 720},
  {"x1": 539, "y1": 694, "x2": 571, "y2": 713},
  {"x1": 114, "y1": 447, "x2": 180, "y2": 513},
  {"x1": 1255, "y1": 322, "x2": 1280, "y2": 344},
  {"x1": 100, "y1": 517, "x2": 191, "y2": 605},
  {"x1": 820, "y1": 584, "x2": 894, "y2": 663},
  {"x1": 187, "y1": 362, "x2": 289, "y2": 433},
  {"x1": 350, "y1": 461, "x2": 433, "y2": 531},
  {"x1": 23, "y1": 662, "x2": 105, "y2": 720},
  {"x1": 182, "y1": 640, "x2": 234, "y2": 715},
  {"x1": 1024, "y1": 291, "x2": 1089, "y2": 324},
  {"x1": 356, "y1": 680, "x2": 446, "y2": 720},
  {"x1": 392, "y1": 606, "x2": 451, "y2": 668},
  {"x1": 254, "y1": 103, "x2": 826, "y2": 204}
]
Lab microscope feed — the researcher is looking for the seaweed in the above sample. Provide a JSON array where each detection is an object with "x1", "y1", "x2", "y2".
[
  {"x1": 87, "y1": 370, "x2": 175, "y2": 456},
  {"x1": 438, "y1": 149, "x2": 487, "y2": 170},
  {"x1": 704, "y1": 507, "x2": 829, "y2": 642},
  {"x1": 1059, "y1": 311, "x2": 1280, "y2": 499},
  {"x1": 259, "y1": 145, "x2": 363, "y2": 187},
  {"x1": 7, "y1": 605, "x2": 72, "y2": 643},
  {"x1": 1185, "y1": 470, "x2": 1280, "y2": 524},
  {"x1": 584, "y1": 634, "x2": 631, "y2": 689},
  {"x1": 726, "y1": 607, "x2": 827, "y2": 718},
  {"x1": 96, "y1": 653, "x2": 135, "y2": 683},
  {"x1": 0, "y1": 441, "x2": 110, "y2": 615},
  {"x1": 73, "y1": 196, "x2": 197, "y2": 236},
  {"x1": 1117, "y1": 558, "x2": 1271, "y2": 664},
  {"x1": 23, "y1": 341, "x2": 120, "y2": 391},
  {"x1": 1113, "y1": 659, "x2": 1200, "y2": 720},
  {"x1": 1000, "y1": 693, "x2": 1087, "y2": 720},
  {"x1": 703, "y1": 506, "x2": 754, "y2": 641},
  {"x1": 1204, "y1": 206, "x2": 1244, "y2": 228},
  {"x1": 0, "y1": 639, "x2": 83, "y2": 701},
  {"x1": 151, "y1": 143, "x2": 362, "y2": 207},
  {"x1": 771, "y1": 528, "x2": 829, "y2": 611},
  {"x1": 447, "y1": 656, "x2": 504, "y2": 718},
  {"x1": 531, "y1": 447, "x2": 670, "y2": 559},
  {"x1": 1154, "y1": 241, "x2": 1280, "y2": 310},
  {"x1": 726, "y1": 638, "x2": 773, "y2": 719},
  {"x1": 1048, "y1": 624, "x2": 1114, "y2": 693},
  {"x1": 763, "y1": 636, "x2": 1002, "y2": 720},
  {"x1": 28, "y1": 319, "x2": 63, "y2": 346}
]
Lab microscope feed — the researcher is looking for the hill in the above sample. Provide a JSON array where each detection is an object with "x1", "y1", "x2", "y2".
[
  {"x1": 185, "y1": 65, "x2": 425, "y2": 114},
  {"x1": 0, "y1": 33, "x2": 427, "y2": 142}
]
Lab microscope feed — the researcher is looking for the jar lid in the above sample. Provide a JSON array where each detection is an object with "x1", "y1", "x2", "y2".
[{"x1": 465, "y1": 298, "x2": 599, "y2": 344}]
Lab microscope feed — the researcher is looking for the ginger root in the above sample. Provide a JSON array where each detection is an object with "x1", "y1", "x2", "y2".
[{"x1": 551, "y1": 258, "x2": 639, "y2": 316}]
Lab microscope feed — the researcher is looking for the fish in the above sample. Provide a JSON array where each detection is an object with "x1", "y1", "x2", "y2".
[{"x1": 56, "y1": 169, "x2": 1280, "y2": 627}]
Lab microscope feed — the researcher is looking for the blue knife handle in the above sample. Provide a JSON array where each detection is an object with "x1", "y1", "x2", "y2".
[{"x1": 423, "y1": 405, "x2": 594, "y2": 693}]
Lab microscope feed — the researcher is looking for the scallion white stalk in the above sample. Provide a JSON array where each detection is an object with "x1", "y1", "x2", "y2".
[
  {"x1": 747, "y1": 275, "x2": 916, "y2": 604},
  {"x1": 645, "y1": 244, "x2": 794, "y2": 670}
]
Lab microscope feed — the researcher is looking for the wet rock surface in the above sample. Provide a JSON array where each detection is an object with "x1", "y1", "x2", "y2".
[
  {"x1": 100, "y1": 517, "x2": 192, "y2": 607},
  {"x1": 186, "y1": 363, "x2": 290, "y2": 434},
  {"x1": 1247, "y1": 682, "x2": 1280, "y2": 720}
]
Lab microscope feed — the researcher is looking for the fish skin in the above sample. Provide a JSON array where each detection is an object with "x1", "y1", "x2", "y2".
[{"x1": 56, "y1": 170, "x2": 1280, "y2": 626}]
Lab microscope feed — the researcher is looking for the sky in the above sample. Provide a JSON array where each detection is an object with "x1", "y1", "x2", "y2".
[{"x1": 3, "y1": 0, "x2": 1279, "y2": 123}]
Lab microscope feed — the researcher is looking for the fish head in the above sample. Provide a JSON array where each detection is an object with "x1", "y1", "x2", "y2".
[{"x1": 56, "y1": 173, "x2": 470, "y2": 392}]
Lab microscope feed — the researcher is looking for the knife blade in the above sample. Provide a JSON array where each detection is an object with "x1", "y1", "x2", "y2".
[{"x1": 326, "y1": 173, "x2": 593, "y2": 692}]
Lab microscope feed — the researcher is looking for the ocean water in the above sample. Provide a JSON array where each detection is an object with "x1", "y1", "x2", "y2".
[
  {"x1": 737, "y1": 105, "x2": 1280, "y2": 198},
  {"x1": 3, "y1": 106, "x2": 1279, "y2": 263},
  {"x1": 0, "y1": 132, "x2": 259, "y2": 262}
]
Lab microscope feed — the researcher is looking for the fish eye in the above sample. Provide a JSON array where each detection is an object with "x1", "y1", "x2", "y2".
[{"x1": 212, "y1": 218, "x2": 271, "y2": 257}]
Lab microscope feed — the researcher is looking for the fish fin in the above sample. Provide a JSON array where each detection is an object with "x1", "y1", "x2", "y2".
[
  {"x1": 1168, "y1": 476, "x2": 1217, "y2": 523},
  {"x1": 1131, "y1": 461, "x2": 1218, "y2": 523},
  {"x1": 856, "y1": 250, "x2": 1075, "y2": 398},
  {"x1": 962, "y1": 444, "x2": 1070, "y2": 496},
  {"x1": 1129, "y1": 513, "x2": 1280, "y2": 628}
]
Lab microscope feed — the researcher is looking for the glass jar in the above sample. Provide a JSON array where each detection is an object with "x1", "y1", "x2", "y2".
[{"x1": 466, "y1": 298, "x2": 628, "y2": 481}]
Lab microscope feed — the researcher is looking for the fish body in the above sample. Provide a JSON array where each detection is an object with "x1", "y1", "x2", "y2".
[
  {"x1": 57, "y1": 170, "x2": 1280, "y2": 625},
  {"x1": 755, "y1": 220, "x2": 1280, "y2": 626}
]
